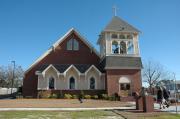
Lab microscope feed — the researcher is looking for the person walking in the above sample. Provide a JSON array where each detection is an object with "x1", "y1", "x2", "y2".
[
  {"x1": 162, "y1": 86, "x2": 170, "y2": 108},
  {"x1": 78, "y1": 93, "x2": 83, "y2": 103},
  {"x1": 157, "y1": 86, "x2": 164, "y2": 109}
]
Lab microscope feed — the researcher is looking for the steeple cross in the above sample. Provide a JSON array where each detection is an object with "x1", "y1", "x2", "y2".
[{"x1": 113, "y1": 5, "x2": 118, "y2": 16}]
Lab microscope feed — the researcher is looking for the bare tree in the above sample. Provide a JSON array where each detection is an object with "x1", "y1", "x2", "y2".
[
  {"x1": 0, "y1": 65, "x2": 24, "y2": 88},
  {"x1": 142, "y1": 60, "x2": 172, "y2": 94}
]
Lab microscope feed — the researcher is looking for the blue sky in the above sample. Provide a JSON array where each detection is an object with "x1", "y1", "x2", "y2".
[{"x1": 0, "y1": 0, "x2": 180, "y2": 79}]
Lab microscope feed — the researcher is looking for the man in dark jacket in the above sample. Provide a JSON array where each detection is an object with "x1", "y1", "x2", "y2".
[
  {"x1": 162, "y1": 86, "x2": 170, "y2": 108},
  {"x1": 157, "y1": 86, "x2": 164, "y2": 109}
]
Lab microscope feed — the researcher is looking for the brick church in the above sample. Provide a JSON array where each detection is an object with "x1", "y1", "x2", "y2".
[{"x1": 23, "y1": 16, "x2": 142, "y2": 98}]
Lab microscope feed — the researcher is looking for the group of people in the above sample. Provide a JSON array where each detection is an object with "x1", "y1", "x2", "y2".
[{"x1": 157, "y1": 86, "x2": 170, "y2": 109}]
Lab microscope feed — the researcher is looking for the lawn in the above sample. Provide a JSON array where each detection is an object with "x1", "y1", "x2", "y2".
[
  {"x1": 140, "y1": 114, "x2": 180, "y2": 119},
  {"x1": 0, "y1": 110, "x2": 179, "y2": 119},
  {"x1": 116, "y1": 110, "x2": 180, "y2": 119},
  {"x1": 0, "y1": 110, "x2": 123, "y2": 119}
]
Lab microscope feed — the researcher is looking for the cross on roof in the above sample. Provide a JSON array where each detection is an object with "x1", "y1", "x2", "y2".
[{"x1": 112, "y1": 5, "x2": 118, "y2": 16}]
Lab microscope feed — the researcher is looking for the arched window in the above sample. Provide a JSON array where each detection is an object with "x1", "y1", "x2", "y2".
[
  {"x1": 119, "y1": 34, "x2": 125, "y2": 39},
  {"x1": 49, "y1": 77, "x2": 55, "y2": 89},
  {"x1": 127, "y1": 34, "x2": 133, "y2": 39},
  {"x1": 89, "y1": 77, "x2": 95, "y2": 89},
  {"x1": 111, "y1": 34, "x2": 118, "y2": 39},
  {"x1": 120, "y1": 41, "x2": 127, "y2": 54},
  {"x1": 112, "y1": 41, "x2": 119, "y2": 54},
  {"x1": 119, "y1": 77, "x2": 131, "y2": 91},
  {"x1": 69, "y1": 77, "x2": 75, "y2": 89}
]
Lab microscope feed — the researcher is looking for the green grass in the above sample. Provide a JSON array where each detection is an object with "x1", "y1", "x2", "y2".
[
  {"x1": 0, "y1": 110, "x2": 119, "y2": 119},
  {"x1": 140, "y1": 114, "x2": 180, "y2": 119}
]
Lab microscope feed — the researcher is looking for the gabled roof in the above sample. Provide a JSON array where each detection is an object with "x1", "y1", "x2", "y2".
[
  {"x1": 25, "y1": 28, "x2": 100, "y2": 74},
  {"x1": 104, "y1": 16, "x2": 140, "y2": 33}
]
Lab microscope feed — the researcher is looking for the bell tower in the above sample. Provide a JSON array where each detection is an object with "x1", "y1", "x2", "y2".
[
  {"x1": 97, "y1": 16, "x2": 140, "y2": 58},
  {"x1": 97, "y1": 16, "x2": 143, "y2": 97}
]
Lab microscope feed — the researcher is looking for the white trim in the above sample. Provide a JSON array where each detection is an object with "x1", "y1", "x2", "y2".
[
  {"x1": 119, "y1": 76, "x2": 131, "y2": 84},
  {"x1": 85, "y1": 65, "x2": 101, "y2": 76},
  {"x1": 37, "y1": 75, "x2": 40, "y2": 90},
  {"x1": 105, "y1": 67, "x2": 141, "y2": 69},
  {"x1": 42, "y1": 64, "x2": 60, "y2": 77},
  {"x1": 63, "y1": 65, "x2": 81, "y2": 76},
  {"x1": 25, "y1": 28, "x2": 100, "y2": 74},
  {"x1": 106, "y1": 54, "x2": 139, "y2": 57}
]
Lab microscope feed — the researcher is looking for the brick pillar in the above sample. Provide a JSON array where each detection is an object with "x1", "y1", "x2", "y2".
[
  {"x1": 136, "y1": 95, "x2": 154, "y2": 112},
  {"x1": 136, "y1": 97, "x2": 143, "y2": 110},
  {"x1": 143, "y1": 96, "x2": 154, "y2": 112}
]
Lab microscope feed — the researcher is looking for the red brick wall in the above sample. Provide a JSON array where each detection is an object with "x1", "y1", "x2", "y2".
[
  {"x1": 23, "y1": 31, "x2": 100, "y2": 98},
  {"x1": 106, "y1": 69, "x2": 142, "y2": 96}
]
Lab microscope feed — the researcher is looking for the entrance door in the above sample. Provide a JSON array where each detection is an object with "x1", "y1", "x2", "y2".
[
  {"x1": 118, "y1": 77, "x2": 131, "y2": 97},
  {"x1": 119, "y1": 83, "x2": 130, "y2": 97}
]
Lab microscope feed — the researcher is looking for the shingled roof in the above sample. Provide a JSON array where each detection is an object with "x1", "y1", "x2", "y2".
[
  {"x1": 104, "y1": 16, "x2": 140, "y2": 33},
  {"x1": 37, "y1": 64, "x2": 104, "y2": 73},
  {"x1": 103, "y1": 56, "x2": 143, "y2": 69}
]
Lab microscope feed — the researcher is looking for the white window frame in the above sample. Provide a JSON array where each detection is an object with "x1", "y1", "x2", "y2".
[
  {"x1": 47, "y1": 76, "x2": 56, "y2": 90},
  {"x1": 67, "y1": 76, "x2": 77, "y2": 90},
  {"x1": 73, "y1": 39, "x2": 79, "y2": 50},
  {"x1": 89, "y1": 77, "x2": 96, "y2": 90},
  {"x1": 67, "y1": 39, "x2": 73, "y2": 50}
]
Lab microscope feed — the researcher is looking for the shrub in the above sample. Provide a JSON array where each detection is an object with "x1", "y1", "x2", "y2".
[
  {"x1": 80, "y1": 90, "x2": 85, "y2": 98},
  {"x1": 108, "y1": 96, "x2": 116, "y2": 101},
  {"x1": 64, "y1": 94, "x2": 72, "y2": 99},
  {"x1": 72, "y1": 95, "x2": 78, "y2": 99},
  {"x1": 49, "y1": 93, "x2": 58, "y2": 99},
  {"x1": 38, "y1": 91, "x2": 51, "y2": 99},
  {"x1": 108, "y1": 93, "x2": 120, "y2": 101},
  {"x1": 92, "y1": 95, "x2": 98, "y2": 99},
  {"x1": 102, "y1": 94, "x2": 108, "y2": 100},
  {"x1": 84, "y1": 95, "x2": 91, "y2": 99}
]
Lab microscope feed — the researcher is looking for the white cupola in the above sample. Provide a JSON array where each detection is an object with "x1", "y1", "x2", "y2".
[{"x1": 97, "y1": 16, "x2": 140, "y2": 58}]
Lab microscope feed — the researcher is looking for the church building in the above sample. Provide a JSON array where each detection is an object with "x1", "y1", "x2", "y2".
[{"x1": 23, "y1": 16, "x2": 142, "y2": 99}]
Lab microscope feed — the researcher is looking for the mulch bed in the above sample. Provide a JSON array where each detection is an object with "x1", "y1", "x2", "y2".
[{"x1": 0, "y1": 99, "x2": 134, "y2": 108}]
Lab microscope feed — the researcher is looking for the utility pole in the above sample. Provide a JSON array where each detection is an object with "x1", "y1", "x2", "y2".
[{"x1": 11, "y1": 61, "x2": 15, "y2": 94}]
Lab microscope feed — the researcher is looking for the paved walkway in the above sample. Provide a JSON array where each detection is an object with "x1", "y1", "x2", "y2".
[
  {"x1": 0, "y1": 106, "x2": 136, "y2": 111},
  {"x1": 154, "y1": 103, "x2": 180, "y2": 114}
]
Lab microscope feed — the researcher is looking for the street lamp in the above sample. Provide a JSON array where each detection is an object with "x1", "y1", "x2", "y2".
[
  {"x1": 11, "y1": 61, "x2": 15, "y2": 94},
  {"x1": 173, "y1": 73, "x2": 177, "y2": 114}
]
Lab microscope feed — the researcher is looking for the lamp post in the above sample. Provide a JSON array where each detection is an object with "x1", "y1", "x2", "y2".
[
  {"x1": 11, "y1": 61, "x2": 15, "y2": 94},
  {"x1": 173, "y1": 73, "x2": 177, "y2": 114}
]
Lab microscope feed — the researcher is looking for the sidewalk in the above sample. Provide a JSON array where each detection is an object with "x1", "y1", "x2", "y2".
[
  {"x1": 0, "y1": 106, "x2": 136, "y2": 111},
  {"x1": 154, "y1": 103, "x2": 180, "y2": 114}
]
